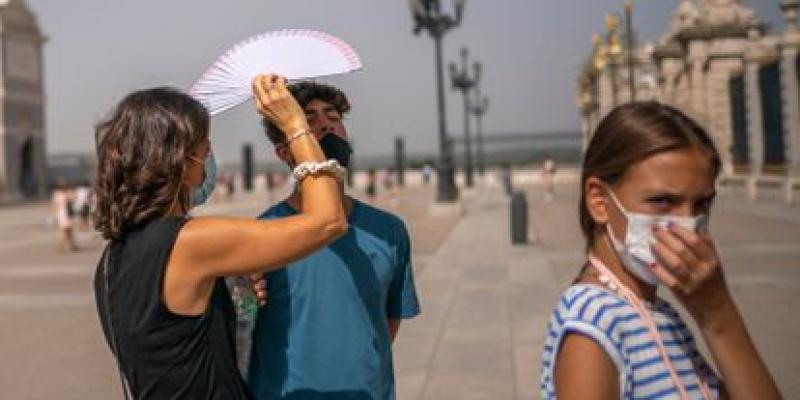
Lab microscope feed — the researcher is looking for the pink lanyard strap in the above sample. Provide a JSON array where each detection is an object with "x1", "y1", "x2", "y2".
[{"x1": 588, "y1": 255, "x2": 714, "y2": 400}]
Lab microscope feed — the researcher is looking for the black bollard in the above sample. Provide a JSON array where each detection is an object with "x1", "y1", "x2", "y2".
[
  {"x1": 395, "y1": 137, "x2": 405, "y2": 187},
  {"x1": 242, "y1": 143, "x2": 254, "y2": 192},
  {"x1": 510, "y1": 191, "x2": 528, "y2": 245},
  {"x1": 346, "y1": 163, "x2": 355, "y2": 188}
]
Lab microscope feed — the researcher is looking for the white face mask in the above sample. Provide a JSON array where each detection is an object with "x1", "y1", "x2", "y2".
[{"x1": 605, "y1": 187, "x2": 709, "y2": 285}]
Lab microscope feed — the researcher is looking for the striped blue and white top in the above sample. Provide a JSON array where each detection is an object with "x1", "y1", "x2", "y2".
[{"x1": 540, "y1": 284, "x2": 721, "y2": 399}]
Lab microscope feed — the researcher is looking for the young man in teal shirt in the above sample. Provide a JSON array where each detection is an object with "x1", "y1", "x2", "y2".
[{"x1": 247, "y1": 82, "x2": 420, "y2": 400}]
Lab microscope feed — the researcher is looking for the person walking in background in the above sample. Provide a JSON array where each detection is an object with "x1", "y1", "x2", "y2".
[
  {"x1": 366, "y1": 168, "x2": 378, "y2": 202},
  {"x1": 540, "y1": 102, "x2": 780, "y2": 399},
  {"x1": 541, "y1": 156, "x2": 556, "y2": 202},
  {"x1": 500, "y1": 162, "x2": 512, "y2": 195},
  {"x1": 382, "y1": 167, "x2": 394, "y2": 192},
  {"x1": 225, "y1": 172, "x2": 236, "y2": 201},
  {"x1": 51, "y1": 179, "x2": 78, "y2": 252},
  {"x1": 74, "y1": 182, "x2": 93, "y2": 230},
  {"x1": 422, "y1": 162, "x2": 433, "y2": 186}
]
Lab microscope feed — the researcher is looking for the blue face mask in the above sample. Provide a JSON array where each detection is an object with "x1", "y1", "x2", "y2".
[{"x1": 191, "y1": 151, "x2": 217, "y2": 207}]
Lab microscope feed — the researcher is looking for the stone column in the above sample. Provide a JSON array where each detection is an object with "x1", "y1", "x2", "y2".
[
  {"x1": 0, "y1": 1, "x2": 48, "y2": 201},
  {"x1": 577, "y1": 84, "x2": 597, "y2": 152},
  {"x1": 581, "y1": 113, "x2": 591, "y2": 153},
  {"x1": 687, "y1": 40, "x2": 709, "y2": 126},
  {"x1": 706, "y1": 58, "x2": 744, "y2": 177},
  {"x1": 659, "y1": 58, "x2": 683, "y2": 105},
  {"x1": 745, "y1": 28, "x2": 767, "y2": 200},
  {"x1": 781, "y1": 0, "x2": 800, "y2": 202},
  {"x1": 598, "y1": 67, "x2": 615, "y2": 117}
]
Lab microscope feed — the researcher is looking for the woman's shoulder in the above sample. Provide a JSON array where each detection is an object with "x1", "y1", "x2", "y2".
[{"x1": 118, "y1": 216, "x2": 188, "y2": 249}]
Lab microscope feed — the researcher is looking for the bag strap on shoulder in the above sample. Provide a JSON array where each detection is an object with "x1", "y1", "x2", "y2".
[{"x1": 101, "y1": 244, "x2": 133, "y2": 400}]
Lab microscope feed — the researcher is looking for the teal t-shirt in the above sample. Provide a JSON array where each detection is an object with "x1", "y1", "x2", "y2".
[{"x1": 247, "y1": 200, "x2": 420, "y2": 400}]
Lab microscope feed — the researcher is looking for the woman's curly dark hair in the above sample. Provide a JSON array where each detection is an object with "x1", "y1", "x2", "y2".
[{"x1": 93, "y1": 87, "x2": 209, "y2": 240}]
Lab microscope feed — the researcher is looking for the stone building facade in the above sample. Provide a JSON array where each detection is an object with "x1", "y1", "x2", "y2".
[
  {"x1": 0, "y1": 0, "x2": 47, "y2": 202},
  {"x1": 578, "y1": 0, "x2": 800, "y2": 202}
]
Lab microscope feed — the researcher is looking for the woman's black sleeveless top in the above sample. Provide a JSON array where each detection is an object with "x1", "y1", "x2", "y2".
[{"x1": 94, "y1": 217, "x2": 253, "y2": 399}]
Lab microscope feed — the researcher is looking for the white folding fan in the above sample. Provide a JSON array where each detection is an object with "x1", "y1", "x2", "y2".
[{"x1": 189, "y1": 29, "x2": 362, "y2": 115}]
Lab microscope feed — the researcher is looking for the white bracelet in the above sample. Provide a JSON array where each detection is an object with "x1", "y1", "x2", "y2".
[{"x1": 292, "y1": 159, "x2": 346, "y2": 182}]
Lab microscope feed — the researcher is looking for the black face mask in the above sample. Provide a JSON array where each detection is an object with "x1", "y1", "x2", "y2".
[{"x1": 319, "y1": 133, "x2": 353, "y2": 168}]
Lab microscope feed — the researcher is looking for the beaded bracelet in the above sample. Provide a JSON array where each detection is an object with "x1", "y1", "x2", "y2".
[{"x1": 292, "y1": 159, "x2": 346, "y2": 182}]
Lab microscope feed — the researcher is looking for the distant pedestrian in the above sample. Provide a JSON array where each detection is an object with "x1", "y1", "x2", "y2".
[
  {"x1": 366, "y1": 168, "x2": 377, "y2": 202},
  {"x1": 51, "y1": 180, "x2": 78, "y2": 252},
  {"x1": 74, "y1": 182, "x2": 93, "y2": 229},
  {"x1": 500, "y1": 162, "x2": 512, "y2": 195},
  {"x1": 266, "y1": 171, "x2": 276, "y2": 193},
  {"x1": 422, "y1": 163, "x2": 433, "y2": 185},
  {"x1": 382, "y1": 167, "x2": 394, "y2": 191},
  {"x1": 541, "y1": 157, "x2": 556, "y2": 202},
  {"x1": 226, "y1": 173, "x2": 236, "y2": 201}
]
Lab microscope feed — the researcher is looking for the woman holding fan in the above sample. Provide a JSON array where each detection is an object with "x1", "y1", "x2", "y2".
[{"x1": 93, "y1": 74, "x2": 347, "y2": 399}]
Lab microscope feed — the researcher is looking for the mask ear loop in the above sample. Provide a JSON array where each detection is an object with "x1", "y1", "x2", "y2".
[
  {"x1": 601, "y1": 185, "x2": 628, "y2": 259},
  {"x1": 186, "y1": 154, "x2": 204, "y2": 165},
  {"x1": 605, "y1": 185, "x2": 632, "y2": 218}
]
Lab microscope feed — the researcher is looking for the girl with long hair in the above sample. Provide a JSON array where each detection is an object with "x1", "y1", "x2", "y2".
[{"x1": 540, "y1": 102, "x2": 781, "y2": 399}]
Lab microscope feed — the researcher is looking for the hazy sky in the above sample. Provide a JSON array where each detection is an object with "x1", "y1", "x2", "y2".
[{"x1": 27, "y1": 0, "x2": 783, "y2": 165}]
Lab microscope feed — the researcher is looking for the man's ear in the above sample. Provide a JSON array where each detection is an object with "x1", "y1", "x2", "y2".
[{"x1": 585, "y1": 176, "x2": 609, "y2": 226}]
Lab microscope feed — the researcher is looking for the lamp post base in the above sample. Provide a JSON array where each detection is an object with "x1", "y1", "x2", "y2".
[{"x1": 436, "y1": 167, "x2": 459, "y2": 202}]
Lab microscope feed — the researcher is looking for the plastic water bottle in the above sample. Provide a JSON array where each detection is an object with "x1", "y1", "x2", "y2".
[
  {"x1": 232, "y1": 277, "x2": 258, "y2": 322},
  {"x1": 229, "y1": 276, "x2": 258, "y2": 376}
]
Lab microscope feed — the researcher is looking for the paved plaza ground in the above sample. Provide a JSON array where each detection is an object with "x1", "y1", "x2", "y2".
[{"x1": 0, "y1": 169, "x2": 798, "y2": 399}]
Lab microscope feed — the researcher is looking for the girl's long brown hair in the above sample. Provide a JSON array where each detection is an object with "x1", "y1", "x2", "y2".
[{"x1": 93, "y1": 87, "x2": 209, "y2": 240}]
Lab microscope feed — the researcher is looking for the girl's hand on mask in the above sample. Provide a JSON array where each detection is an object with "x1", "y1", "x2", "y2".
[{"x1": 649, "y1": 224, "x2": 734, "y2": 326}]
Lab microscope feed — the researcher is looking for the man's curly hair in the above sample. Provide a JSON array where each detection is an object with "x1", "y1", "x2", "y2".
[
  {"x1": 93, "y1": 87, "x2": 209, "y2": 240},
  {"x1": 262, "y1": 81, "x2": 350, "y2": 145}
]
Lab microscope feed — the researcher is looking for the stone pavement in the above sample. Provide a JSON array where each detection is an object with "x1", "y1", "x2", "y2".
[
  {"x1": 393, "y1": 185, "x2": 547, "y2": 399},
  {"x1": 0, "y1": 182, "x2": 461, "y2": 400},
  {"x1": 0, "y1": 169, "x2": 798, "y2": 399}
]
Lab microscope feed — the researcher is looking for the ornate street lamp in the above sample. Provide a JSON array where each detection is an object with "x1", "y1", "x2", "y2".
[
  {"x1": 449, "y1": 47, "x2": 480, "y2": 187},
  {"x1": 407, "y1": 0, "x2": 466, "y2": 202},
  {"x1": 470, "y1": 82, "x2": 489, "y2": 177},
  {"x1": 624, "y1": 0, "x2": 636, "y2": 102},
  {"x1": 606, "y1": 13, "x2": 622, "y2": 107}
]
